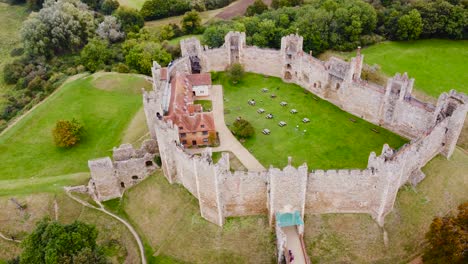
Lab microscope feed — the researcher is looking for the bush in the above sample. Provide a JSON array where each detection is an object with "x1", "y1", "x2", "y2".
[
  {"x1": 423, "y1": 202, "x2": 468, "y2": 264},
  {"x1": 245, "y1": 0, "x2": 268, "y2": 16},
  {"x1": 101, "y1": 0, "x2": 119, "y2": 15},
  {"x1": 52, "y1": 118, "x2": 84, "y2": 147},
  {"x1": 226, "y1": 63, "x2": 245, "y2": 83},
  {"x1": 112, "y1": 63, "x2": 130, "y2": 73},
  {"x1": 3, "y1": 62, "x2": 24, "y2": 84},
  {"x1": 140, "y1": 0, "x2": 190, "y2": 20},
  {"x1": 153, "y1": 155, "x2": 162, "y2": 167},
  {"x1": 181, "y1": 10, "x2": 202, "y2": 34},
  {"x1": 231, "y1": 118, "x2": 254, "y2": 139},
  {"x1": 10, "y1": 47, "x2": 24, "y2": 57},
  {"x1": 114, "y1": 7, "x2": 144, "y2": 33}
]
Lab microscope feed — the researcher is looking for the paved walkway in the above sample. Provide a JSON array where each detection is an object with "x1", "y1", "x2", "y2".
[
  {"x1": 283, "y1": 226, "x2": 306, "y2": 264},
  {"x1": 186, "y1": 85, "x2": 265, "y2": 171}
]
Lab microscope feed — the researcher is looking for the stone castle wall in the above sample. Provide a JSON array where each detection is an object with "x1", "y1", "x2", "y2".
[{"x1": 88, "y1": 32, "x2": 467, "y2": 227}]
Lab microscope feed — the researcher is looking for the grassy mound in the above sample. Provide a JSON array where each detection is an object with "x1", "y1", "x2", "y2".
[
  {"x1": 218, "y1": 72, "x2": 407, "y2": 169},
  {"x1": 335, "y1": 39, "x2": 468, "y2": 97},
  {"x1": 0, "y1": 73, "x2": 151, "y2": 181}
]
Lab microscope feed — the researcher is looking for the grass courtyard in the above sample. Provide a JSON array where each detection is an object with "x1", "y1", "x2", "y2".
[
  {"x1": 0, "y1": 72, "x2": 151, "y2": 182},
  {"x1": 329, "y1": 39, "x2": 468, "y2": 97},
  {"x1": 217, "y1": 72, "x2": 408, "y2": 169}
]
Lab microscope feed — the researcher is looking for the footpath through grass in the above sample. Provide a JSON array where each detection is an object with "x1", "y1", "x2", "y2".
[
  {"x1": 332, "y1": 39, "x2": 468, "y2": 97},
  {"x1": 217, "y1": 72, "x2": 407, "y2": 169},
  {"x1": 0, "y1": 73, "x2": 151, "y2": 181}
]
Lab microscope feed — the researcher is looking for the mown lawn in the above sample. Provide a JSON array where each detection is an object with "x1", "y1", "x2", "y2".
[
  {"x1": 117, "y1": 0, "x2": 146, "y2": 10},
  {"x1": 0, "y1": 3, "x2": 29, "y2": 110},
  {"x1": 0, "y1": 72, "x2": 151, "y2": 181},
  {"x1": 332, "y1": 39, "x2": 468, "y2": 97},
  {"x1": 217, "y1": 72, "x2": 408, "y2": 169}
]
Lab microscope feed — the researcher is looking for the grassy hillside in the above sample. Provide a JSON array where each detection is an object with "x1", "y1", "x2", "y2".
[
  {"x1": 218, "y1": 72, "x2": 408, "y2": 169},
  {"x1": 0, "y1": 73, "x2": 151, "y2": 181},
  {"x1": 0, "y1": 3, "x2": 28, "y2": 110},
  {"x1": 331, "y1": 39, "x2": 468, "y2": 97}
]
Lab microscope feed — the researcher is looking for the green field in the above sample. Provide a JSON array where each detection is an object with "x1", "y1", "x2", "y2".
[
  {"x1": 118, "y1": 0, "x2": 146, "y2": 10},
  {"x1": 218, "y1": 72, "x2": 408, "y2": 169},
  {"x1": 0, "y1": 3, "x2": 29, "y2": 110},
  {"x1": 0, "y1": 73, "x2": 151, "y2": 182},
  {"x1": 334, "y1": 39, "x2": 468, "y2": 97}
]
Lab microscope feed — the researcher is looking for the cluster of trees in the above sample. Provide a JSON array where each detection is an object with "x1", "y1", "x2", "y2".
[
  {"x1": 231, "y1": 118, "x2": 254, "y2": 139},
  {"x1": 1, "y1": 0, "x2": 190, "y2": 131},
  {"x1": 204, "y1": 0, "x2": 466, "y2": 53},
  {"x1": 423, "y1": 202, "x2": 467, "y2": 264},
  {"x1": 139, "y1": 0, "x2": 235, "y2": 20},
  {"x1": 8, "y1": 218, "x2": 109, "y2": 264}
]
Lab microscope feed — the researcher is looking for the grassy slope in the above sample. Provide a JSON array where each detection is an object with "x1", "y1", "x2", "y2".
[
  {"x1": 0, "y1": 192, "x2": 140, "y2": 262},
  {"x1": 304, "y1": 148, "x2": 468, "y2": 263},
  {"x1": 218, "y1": 72, "x2": 407, "y2": 169},
  {"x1": 0, "y1": 73, "x2": 151, "y2": 181},
  {"x1": 0, "y1": 3, "x2": 28, "y2": 109},
  {"x1": 331, "y1": 39, "x2": 468, "y2": 97},
  {"x1": 118, "y1": 0, "x2": 146, "y2": 10},
  {"x1": 122, "y1": 171, "x2": 276, "y2": 263}
]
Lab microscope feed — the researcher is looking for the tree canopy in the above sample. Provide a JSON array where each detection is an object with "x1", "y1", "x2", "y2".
[
  {"x1": 423, "y1": 202, "x2": 468, "y2": 264},
  {"x1": 21, "y1": 0, "x2": 96, "y2": 57},
  {"x1": 52, "y1": 118, "x2": 84, "y2": 147},
  {"x1": 20, "y1": 218, "x2": 108, "y2": 264}
]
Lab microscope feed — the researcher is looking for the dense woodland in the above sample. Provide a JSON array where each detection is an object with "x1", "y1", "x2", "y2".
[{"x1": 0, "y1": 0, "x2": 467, "y2": 131}]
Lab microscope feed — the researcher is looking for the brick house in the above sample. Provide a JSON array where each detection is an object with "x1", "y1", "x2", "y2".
[{"x1": 164, "y1": 72, "x2": 216, "y2": 147}]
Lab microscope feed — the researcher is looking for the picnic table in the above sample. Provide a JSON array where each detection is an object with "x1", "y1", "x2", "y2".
[
  {"x1": 302, "y1": 118, "x2": 310, "y2": 123},
  {"x1": 278, "y1": 121, "x2": 287, "y2": 127},
  {"x1": 257, "y1": 108, "x2": 265, "y2": 114},
  {"x1": 266, "y1": 113, "x2": 274, "y2": 119},
  {"x1": 280, "y1": 101, "x2": 288, "y2": 106},
  {"x1": 262, "y1": 88, "x2": 269, "y2": 93},
  {"x1": 290, "y1": 109, "x2": 298, "y2": 114},
  {"x1": 262, "y1": 128, "x2": 271, "y2": 135}
]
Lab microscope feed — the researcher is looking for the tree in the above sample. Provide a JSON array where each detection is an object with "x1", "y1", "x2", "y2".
[
  {"x1": 181, "y1": 10, "x2": 202, "y2": 34},
  {"x1": 140, "y1": 0, "x2": 190, "y2": 20},
  {"x1": 100, "y1": 0, "x2": 119, "y2": 14},
  {"x1": 19, "y1": 218, "x2": 108, "y2": 264},
  {"x1": 97, "y1": 16, "x2": 125, "y2": 43},
  {"x1": 21, "y1": 0, "x2": 95, "y2": 57},
  {"x1": 124, "y1": 41, "x2": 172, "y2": 74},
  {"x1": 114, "y1": 6, "x2": 144, "y2": 33},
  {"x1": 226, "y1": 63, "x2": 245, "y2": 83},
  {"x1": 80, "y1": 39, "x2": 112, "y2": 72},
  {"x1": 52, "y1": 118, "x2": 84, "y2": 147},
  {"x1": 245, "y1": 0, "x2": 268, "y2": 16},
  {"x1": 423, "y1": 202, "x2": 468, "y2": 264},
  {"x1": 396, "y1": 9, "x2": 422, "y2": 40},
  {"x1": 231, "y1": 118, "x2": 254, "y2": 138}
]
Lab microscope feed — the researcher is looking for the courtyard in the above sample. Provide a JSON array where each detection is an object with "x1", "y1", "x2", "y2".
[{"x1": 216, "y1": 72, "x2": 408, "y2": 169}]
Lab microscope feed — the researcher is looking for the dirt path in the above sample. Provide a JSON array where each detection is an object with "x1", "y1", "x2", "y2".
[
  {"x1": 216, "y1": 0, "x2": 271, "y2": 20},
  {"x1": 186, "y1": 85, "x2": 265, "y2": 171},
  {"x1": 64, "y1": 189, "x2": 147, "y2": 264},
  {"x1": 0, "y1": 231, "x2": 20, "y2": 243}
]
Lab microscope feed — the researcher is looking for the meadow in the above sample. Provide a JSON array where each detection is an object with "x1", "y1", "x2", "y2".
[
  {"x1": 217, "y1": 72, "x2": 408, "y2": 169},
  {"x1": 329, "y1": 39, "x2": 468, "y2": 97},
  {"x1": 0, "y1": 73, "x2": 151, "y2": 183}
]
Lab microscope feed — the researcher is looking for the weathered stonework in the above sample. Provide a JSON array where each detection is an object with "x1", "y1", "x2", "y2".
[
  {"x1": 88, "y1": 139, "x2": 158, "y2": 201},
  {"x1": 89, "y1": 32, "x2": 467, "y2": 229}
]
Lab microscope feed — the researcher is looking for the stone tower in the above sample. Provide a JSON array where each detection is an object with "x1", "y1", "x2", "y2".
[
  {"x1": 225, "y1": 31, "x2": 246, "y2": 65},
  {"x1": 380, "y1": 73, "x2": 415, "y2": 125},
  {"x1": 280, "y1": 34, "x2": 303, "y2": 81},
  {"x1": 180, "y1": 37, "x2": 205, "y2": 73}
]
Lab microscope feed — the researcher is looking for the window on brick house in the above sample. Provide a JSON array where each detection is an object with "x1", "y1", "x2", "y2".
[
  {"x1": 201, "y1": 124, "x2": 205, "y2": 128},
  {"x1": 179, "y1": 126, "x2": 183, "y2": 130},
  {"x1": 203, "y1": 138, "x2": 209, "y2": 142},
  {"x1": 182, "y1": 140, "x2": 187, "y2": 144},
  {"x1": 180, "y1": 133, "x2": 186, "y2": 138},
  {"x1": 202, "y1": 131, "x2": 208, "y2": 135}
]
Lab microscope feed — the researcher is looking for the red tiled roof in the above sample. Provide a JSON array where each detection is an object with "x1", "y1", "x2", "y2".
[
  {"x1": 187, "y1": 73, "x2": 212, "y2": 86},
  {"x1": 164, "y1": 72, "x2": 215, "y2": 133}
]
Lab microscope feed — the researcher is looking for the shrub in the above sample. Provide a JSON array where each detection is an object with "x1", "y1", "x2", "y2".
[
  {"x1": 245, "y1": 0, "x2": 268, "y2": 16},
  {"x1": 3, "y1": 62, "x2": 24, "y2": 84},
  {"x1": 101, "y1": 0, "x2": 119, "y2": 15},
  {"x1": 10, "y1": 47, "x2": 24, "y2": 57},
  {"x1": 153, "y1": 155, "x2": 162, "y2": 166},
  {"x1": 112, "y1": 63, "x2": 130, "y2": 73},
  {"x1": 226, "y1": 63, "x2": 245, "y2": 83},
  {"x1": 114, "y1": 7, "x2": 144, "y2": 33},
  {"x1": 52, "y1": 118, "x2": 84, "y2": 147},
  {"x1": 140, "y1": 0, "x2": 190, "y2": 20},
  {"x1": 423, "y1": 202, "x2": 468, "y2": 264},
  {"x1": 181, "y1": 10, "x2": 202, "y2": 34},
  {"x1": 231, "y1": 118, "x2": 254, "y2": 139}
]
